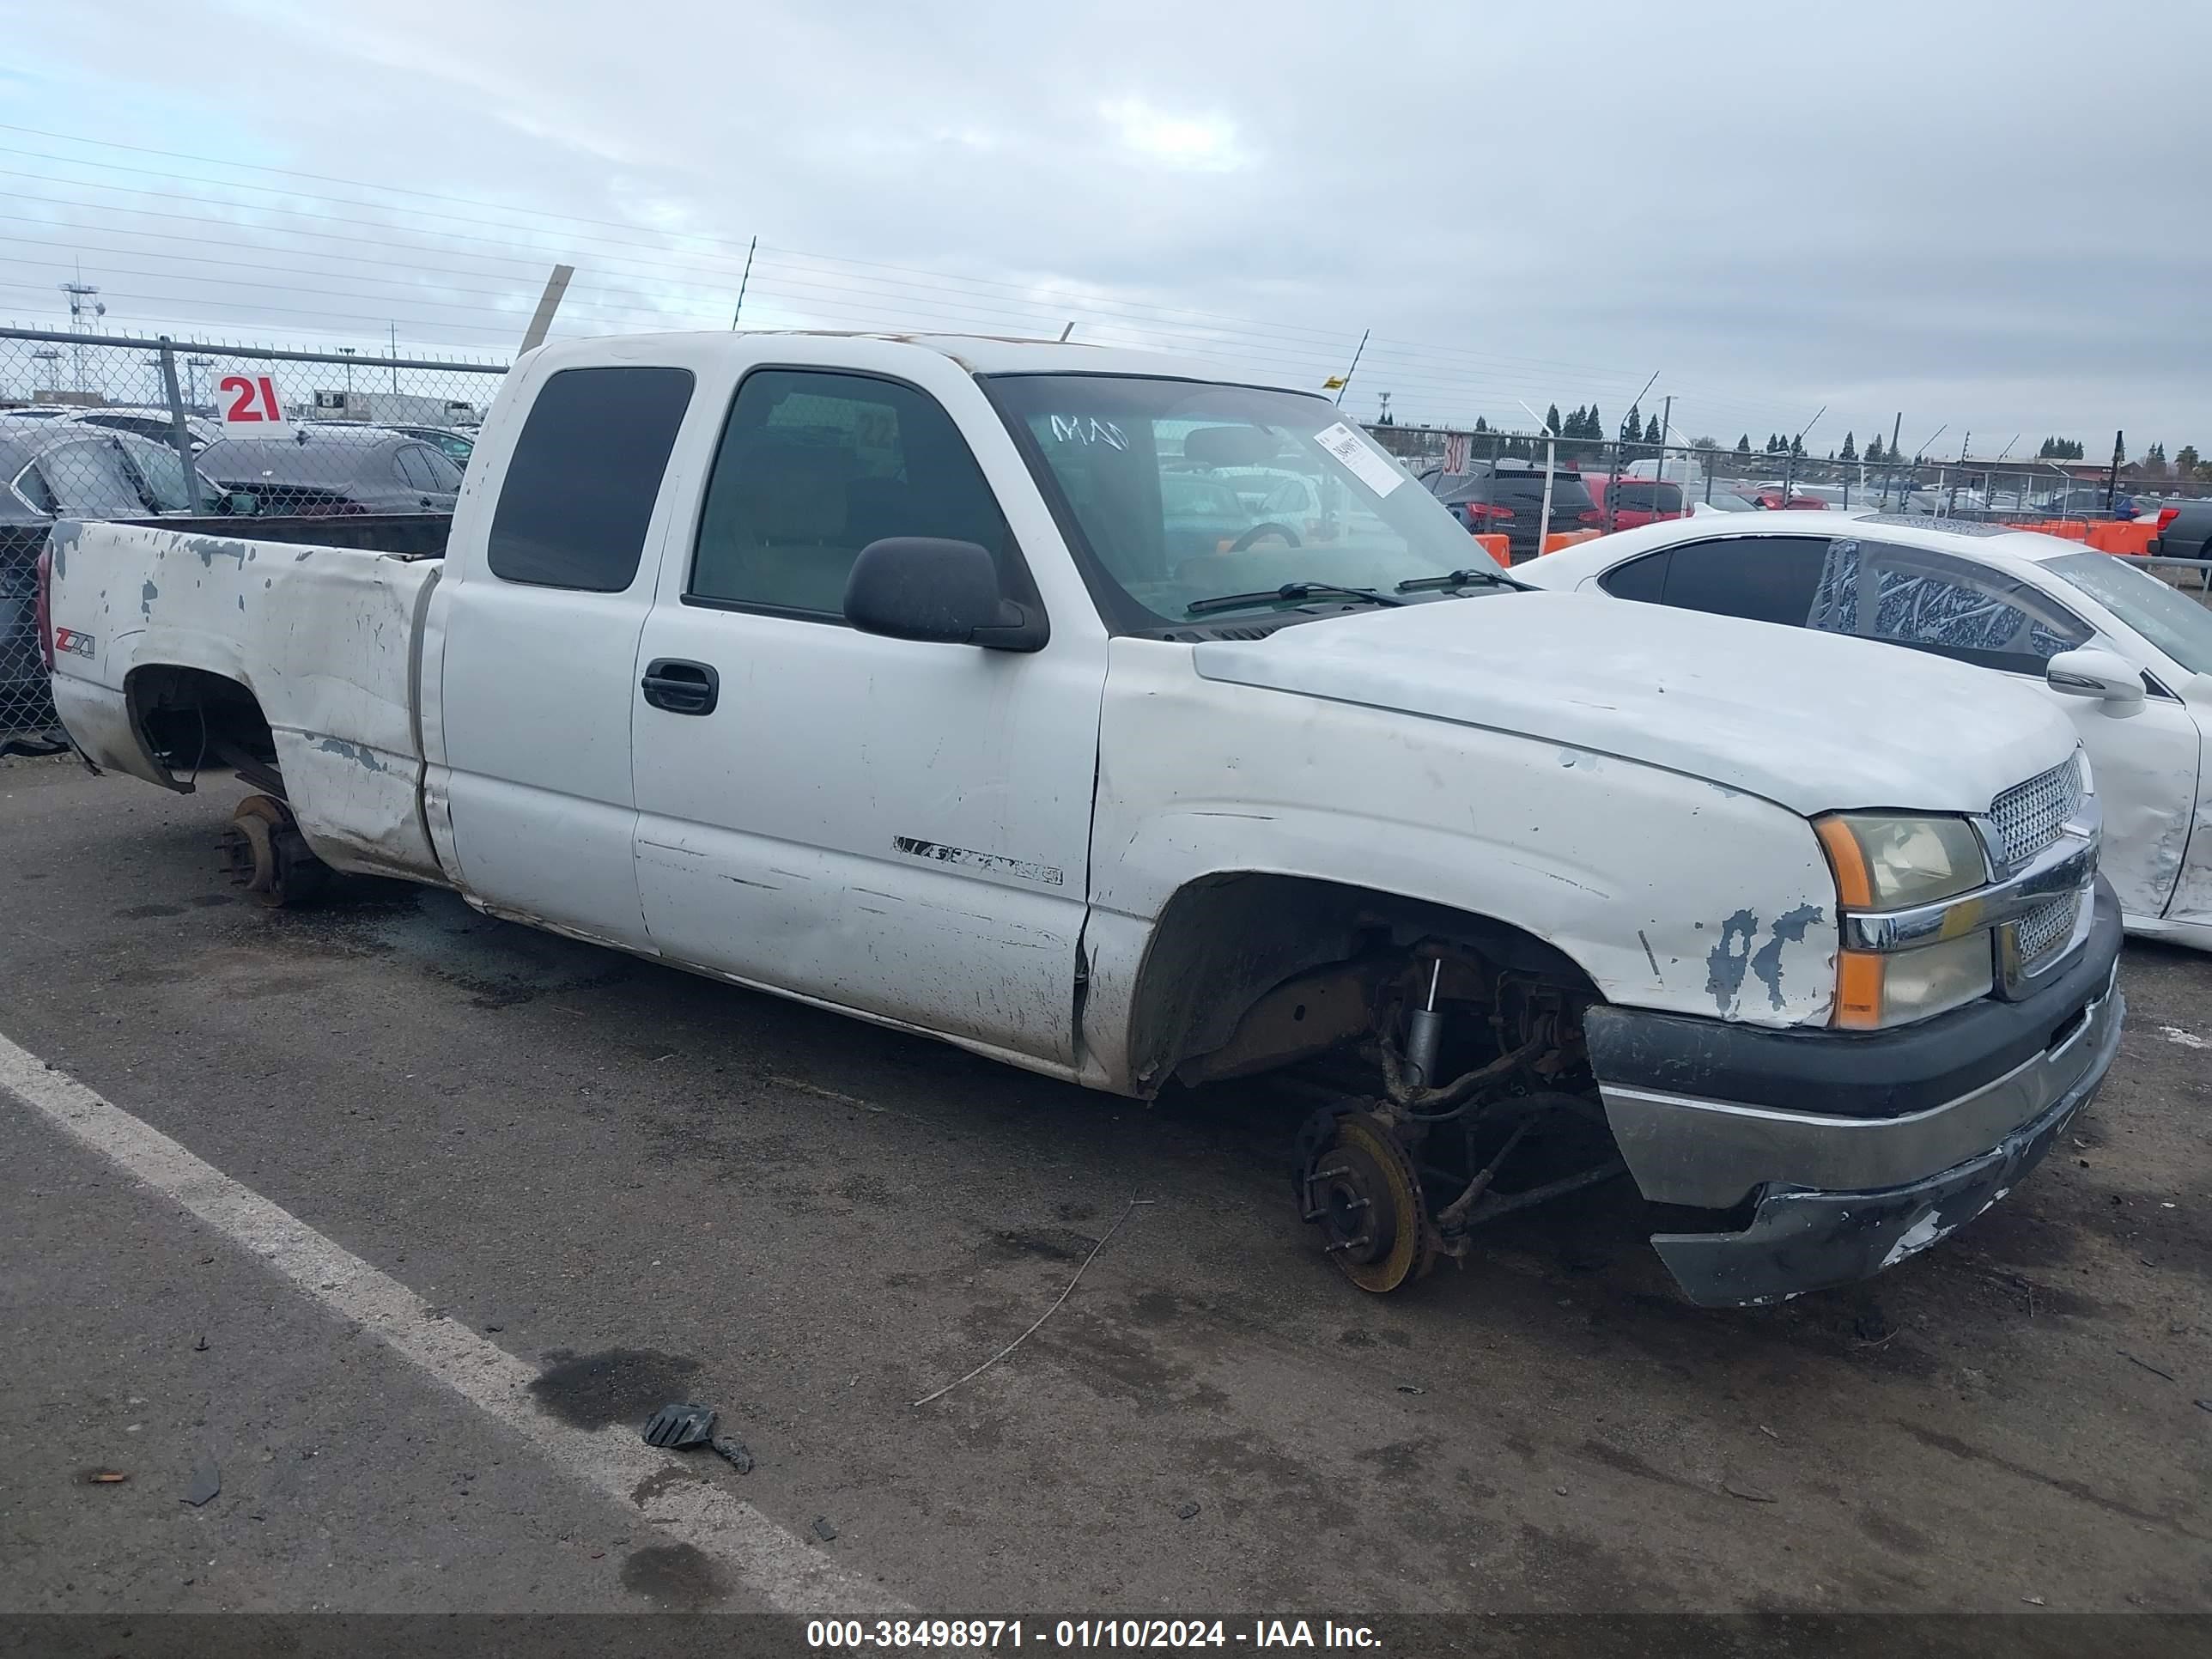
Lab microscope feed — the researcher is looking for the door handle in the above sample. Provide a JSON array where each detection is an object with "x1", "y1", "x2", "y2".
[{"x1": 641, "y1": 658, "x2": 720, "y2": 716}]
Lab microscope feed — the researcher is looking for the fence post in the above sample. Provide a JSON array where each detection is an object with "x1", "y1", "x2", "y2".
[{"x1": 155, "y1": 336, "x2": 207, "y2": 513}]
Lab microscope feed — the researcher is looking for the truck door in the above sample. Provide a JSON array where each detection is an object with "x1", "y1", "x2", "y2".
[
  {"x1": 430, "y1": 362, "x2": 696, "y2": 950},
  {"x1": 629, "y1": 360, "x2": 1105, "y2": 1068}
]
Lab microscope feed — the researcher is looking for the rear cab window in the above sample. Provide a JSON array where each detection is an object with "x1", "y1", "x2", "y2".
[{"x1": 487, "y1": 366, "x2": 696, "y2": 591}]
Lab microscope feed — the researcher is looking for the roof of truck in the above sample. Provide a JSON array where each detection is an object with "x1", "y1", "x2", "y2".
[{"x1": 548, "y1": 330, "x2": 1312, "y2": 392}]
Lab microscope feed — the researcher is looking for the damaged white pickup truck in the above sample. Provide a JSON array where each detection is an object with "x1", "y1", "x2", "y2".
[{"x1": 39, "y1": 331, "x2": 2123, "y2": 1305}]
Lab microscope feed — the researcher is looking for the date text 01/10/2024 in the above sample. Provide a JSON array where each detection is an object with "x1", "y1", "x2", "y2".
[{"x1": 803, "y1": 1619, "x2": 1382, "y2": 1649}]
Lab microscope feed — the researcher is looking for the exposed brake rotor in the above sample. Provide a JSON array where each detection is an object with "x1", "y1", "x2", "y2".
[{"x1": 1297, "y1": 1108, "x2": 1438, "y2": 1293}]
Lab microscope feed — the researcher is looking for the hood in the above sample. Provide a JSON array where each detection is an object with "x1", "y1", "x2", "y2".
[{"x1": 1190, "y1": 592, "x2": 2077, "y2": 817}]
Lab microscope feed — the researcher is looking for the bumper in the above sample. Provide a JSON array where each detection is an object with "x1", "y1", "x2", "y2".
[{"x1": 1588, "y1": 883, "x2": 2124, "y2": 1307}]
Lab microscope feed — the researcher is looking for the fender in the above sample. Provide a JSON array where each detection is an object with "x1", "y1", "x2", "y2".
[{"x1": 1076, "y1": 640, "x2": 1844, "y2": 1093}]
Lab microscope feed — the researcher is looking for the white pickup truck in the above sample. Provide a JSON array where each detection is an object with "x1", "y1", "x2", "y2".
[{"x1": 39, "y1": 331, "x2": 2123, "y2": 1306}]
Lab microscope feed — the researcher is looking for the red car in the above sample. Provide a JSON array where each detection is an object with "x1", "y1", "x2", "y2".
[
  {"x1": 1588, "y1": 476, "x2": 1688, "y2": 532},
  {"x1": 1748, "y1": 489, "x2": 1829, "y2": 511}
]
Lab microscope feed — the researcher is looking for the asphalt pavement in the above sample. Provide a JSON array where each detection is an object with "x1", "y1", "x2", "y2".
[{"x1": 2, "y1": 751, "x2": 2208, "y2": 1627}]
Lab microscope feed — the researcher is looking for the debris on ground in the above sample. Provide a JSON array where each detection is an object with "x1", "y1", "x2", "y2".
[
  {"x1": 2117, "y1": 1351, "x2": 2177, "y2": 1382},
  {"x1": 911, "y1": 1195, "x2": 1149, "y2": 1408},
  {"x1": 86, "y1": 1470, "x2": 128, "y2": 1485},
  {"x1": 641, "y1": 1403, "x2": 718, "y2": 1449},
  {"x1": 811, "y1": 1517, "x2": 838, "y2": 1542},
  {"x1": 710, "y1": 1437, "x2": 753, "y2": 1474},
  {"x1": 1852, "y1": 1306, "x2": 1893, "y2": 1343},
  {"x1": 1176, "y1": 1502, "x2": 1200, "y2": 1521},
  {"x1": 1395, "y1": 1383, "x2": 1425, "y2": 1395},
  {"x1": 1723, "y1": 1481, "x2": 1778, "y2": 1504},
  {"x1": 191, "y1": 1335, "x2": 209, "y2": 1352},
  {"x1": 2022, "y1": 1595, "x2": 2046, "y2": 1607},
  {"x1": 184, "y1": 1458, "x2": 221, "y2": 1507}
]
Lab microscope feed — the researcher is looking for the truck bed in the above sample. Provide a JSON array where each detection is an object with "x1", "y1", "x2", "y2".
[{"x1": 45, "y1": 519, "x2": 449, "y2": 885}]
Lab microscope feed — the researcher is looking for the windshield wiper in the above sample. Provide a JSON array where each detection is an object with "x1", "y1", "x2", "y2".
[
  {"x1": 1185, "y1": 582, "x2": 1404, "y2": 617},
  {"x1": 1394, "y1": 568, "x2": 1528, "y2": 593}
]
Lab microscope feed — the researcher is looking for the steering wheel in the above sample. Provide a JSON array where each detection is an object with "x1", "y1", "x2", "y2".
[{"x1": 1227, "y1": 520, "x2": 1302, "y2": 552}]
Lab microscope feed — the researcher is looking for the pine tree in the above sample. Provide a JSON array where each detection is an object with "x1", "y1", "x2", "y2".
[
  {"x1": 1644, "y1": 413, "x2": 1663, "y2": 445},
  {"x1": 1735, "y1": 434, "x2": 1752, "y2": 454},
  {"x1": 1586, "y1": 405, "x2": 1602, "y2": 447},
  {"x1": 2177, "y1": 444, "x2": 2200, "y2": 475},
  {"x1": 1545, "y1": 403, "x2": 1563, "y2": 439},
  {"x1": 1474, "y1": 416, "x2": 1487, "y2": 434},
  {"x1": 1620, "y1": 404, "x2": 1642, "y2": 444},
  {"x1": 1865, "y1": 434, "x2": 1883, "y2": 464},
  {"x1": 1790, "y1": 434, "x2": 1803, "y2": 458},
  {"x1": 1840, "y1": 431, "x2": 1857, "y2": 462}
]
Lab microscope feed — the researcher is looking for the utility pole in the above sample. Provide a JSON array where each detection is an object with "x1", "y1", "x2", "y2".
[
  {"x1": 389, "y1": 322, "x2": 400, "y2": 392},
  {"x1": 1882, "y1": 410, "x2": 1903, "y2": 508},
  {"x1": 59, "y1": 279, "x2": 104, "y2": 392},
  {"x1": 2106, "y1": 429, "x2": 2124, "y2": 514}
]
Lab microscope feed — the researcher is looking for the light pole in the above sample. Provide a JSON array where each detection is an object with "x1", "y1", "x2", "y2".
[
  {"x1": 341, "y1": 346, "x2": 356, "y2": 410},
  {"x1": 185, "y1": 357, "x2": 212, "y2": 412}
]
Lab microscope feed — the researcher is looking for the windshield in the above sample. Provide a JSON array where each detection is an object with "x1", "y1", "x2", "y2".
[
  {"x1": 986, "y1": 374, "x2": 1501, "y2": 625},
  {"x1": 2045, "y1": 551, "x2": 2212, "y2": 675}
]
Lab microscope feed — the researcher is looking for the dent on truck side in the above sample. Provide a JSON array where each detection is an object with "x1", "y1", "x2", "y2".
[
  {"x1": 1076, "y1": 639, "x2": 1838, "y2": 1092},
  {"x1": 51, "y1": 521, "x2": 447, "y2": 883}
]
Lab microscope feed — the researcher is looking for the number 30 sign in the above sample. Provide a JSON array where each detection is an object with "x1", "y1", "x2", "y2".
[{"x1": 216, "y1": 373, "x2": 291, "y2": 438}]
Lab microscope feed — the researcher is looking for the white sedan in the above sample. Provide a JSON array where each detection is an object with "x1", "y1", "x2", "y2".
[{"x1": 1516, "y1": 514, "x2": 2212, "y2": 951}]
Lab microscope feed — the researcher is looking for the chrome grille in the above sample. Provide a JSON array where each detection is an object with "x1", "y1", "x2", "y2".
[
  {"x1": 1989, "y1": 758, "x2": 2084, "y2": 869},
  {"x1": 2014, "y1": 891, "x2": 2081, "y2": 972}
]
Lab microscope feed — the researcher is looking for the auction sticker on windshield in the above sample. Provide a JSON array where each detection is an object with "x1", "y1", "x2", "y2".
[{"x1": 1314, "y1": 422, "x2": 1405, "y2": 497}]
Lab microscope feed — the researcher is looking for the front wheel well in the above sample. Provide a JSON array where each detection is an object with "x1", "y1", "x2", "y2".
[
  {"x1": 125, "y1": 665, "x2": 280, "y2": 795},
  {"x1": 1124, "y1": 872, "x2": 1600, "y2": 1093}
]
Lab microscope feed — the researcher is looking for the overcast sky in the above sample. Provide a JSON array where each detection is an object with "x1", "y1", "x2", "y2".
[{"x1": 7, "y1": 0, "x2": 2210, "y2": 453}]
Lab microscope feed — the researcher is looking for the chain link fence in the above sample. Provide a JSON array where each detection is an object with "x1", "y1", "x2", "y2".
[{"x1": 0, "y1": 327, "x2": 506, "y2": 744}]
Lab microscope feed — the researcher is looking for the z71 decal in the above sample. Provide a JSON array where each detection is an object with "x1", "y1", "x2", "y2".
[
  {"x1": 893, "y1": 836, "x2": 1065, "y2": 887},
  {"x1": 52, "y1": 628, "x2": 94, "y2": 659}
]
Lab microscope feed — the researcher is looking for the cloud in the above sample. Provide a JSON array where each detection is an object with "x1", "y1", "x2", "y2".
[
  {"x1": 1, "y1": 0, "x2": 2208, "y2": 445},
  {"x1": 1098, "y1": 99, "x2": 1250, "y2": 173}
]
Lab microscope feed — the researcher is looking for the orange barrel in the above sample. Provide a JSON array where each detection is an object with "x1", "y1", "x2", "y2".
[
  {"x1": 1473, "y1": 532, "x2": 1510, "y2": 562},
  {"x1": 1540, "y1": 530, "x2": 1602, "y2": 555}
]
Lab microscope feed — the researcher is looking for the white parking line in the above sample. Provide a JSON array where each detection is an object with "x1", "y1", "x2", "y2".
[{"x1": 0, "y1": 1030, "x2": 898, "y2": 1617}]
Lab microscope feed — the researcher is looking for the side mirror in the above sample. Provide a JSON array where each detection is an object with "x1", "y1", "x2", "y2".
[
  {"x1": 842, "y1": 538, "x2": 1048, "y2": 653},
  {"x1": 223, "y1": 491, "x2": 259, "y2": 516},
  {"x1": 2045, "y1": 647, "x2": 2144, "y2": 709}
]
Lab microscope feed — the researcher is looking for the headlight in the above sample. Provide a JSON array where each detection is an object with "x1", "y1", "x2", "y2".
[
  {"x1": 1817, "y1": 812, "x2": 1995, "y2": 1030},
  {"x1": 1814, "y1": 812, "x2": 1988, "y2": 909},
  {"x1": 1834, "y1": 933, "x2": 1995, "y2": 1030}
]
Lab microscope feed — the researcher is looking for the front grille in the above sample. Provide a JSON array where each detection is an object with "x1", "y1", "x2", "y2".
[
  {"x1": 1989, "y1": 757, "x2": 2084, "y2": 869},
  {"x1": 2014, "y1": 890, "x2": 2081, "y2": 972}
]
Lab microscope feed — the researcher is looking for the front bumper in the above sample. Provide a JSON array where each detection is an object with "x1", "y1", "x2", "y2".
[{"x1": 1587, "y1": 882, "x2": 2124, "y2": 1307}]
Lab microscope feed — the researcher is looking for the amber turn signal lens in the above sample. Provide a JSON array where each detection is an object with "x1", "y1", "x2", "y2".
[{"x1": 1835, "y1": 951, "x2": 1886, "y2": 1030}]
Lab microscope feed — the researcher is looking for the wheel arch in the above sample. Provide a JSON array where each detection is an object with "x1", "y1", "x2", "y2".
[{"x1": 1115, "y1": 869, "x2": 1601, "y2": 1096}]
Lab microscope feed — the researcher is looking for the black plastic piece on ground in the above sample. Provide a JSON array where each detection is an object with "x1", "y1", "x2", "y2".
[
  {"x1": 641, "y1": 1403, "x2": 717, "y2": 1449},
  {"x1": 710, "y1": 1436, "x2": 753, "y2": 1473}
]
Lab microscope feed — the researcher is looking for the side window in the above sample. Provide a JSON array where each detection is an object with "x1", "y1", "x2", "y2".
[
  {"x1": 690, "y1": 369, "x2": 1012, "y2": 617},
  {"x1": 1600, "y1": 550, "x2": 1670, "y2": 602},
  {"x1": 35, "y1": 439, "x2": 153, "y2": 518},
  {"x1": 1811, "y1": 540, "x2": 2090, "y2": 672},
  {"x1": 394, "y1": 446, "x2": 440, "y2": 491},
  {"x1": 1660, "y1": 536, "x2": 1828, "y2": 626},
  {"x1": 486, "y1": 366, "x2": 695, "y2": 591}
]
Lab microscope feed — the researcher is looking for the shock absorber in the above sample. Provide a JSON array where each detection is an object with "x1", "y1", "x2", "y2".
[{"x1": 1403, "y1": 957, "x2": 1445, "y2": 1091}]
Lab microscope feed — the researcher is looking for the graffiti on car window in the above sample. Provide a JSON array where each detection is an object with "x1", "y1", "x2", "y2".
[
  {"x1": 1810, "y1": 542, "x2": 2074, "y2": 659},
  {"x1": 1047, "y1": 415, "x2": 1129, "y2": 451}
]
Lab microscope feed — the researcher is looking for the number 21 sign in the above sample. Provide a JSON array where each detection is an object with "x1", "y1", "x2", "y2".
[{"x1": 216, "y1": 373, "x2": 292, "y2": 438}]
